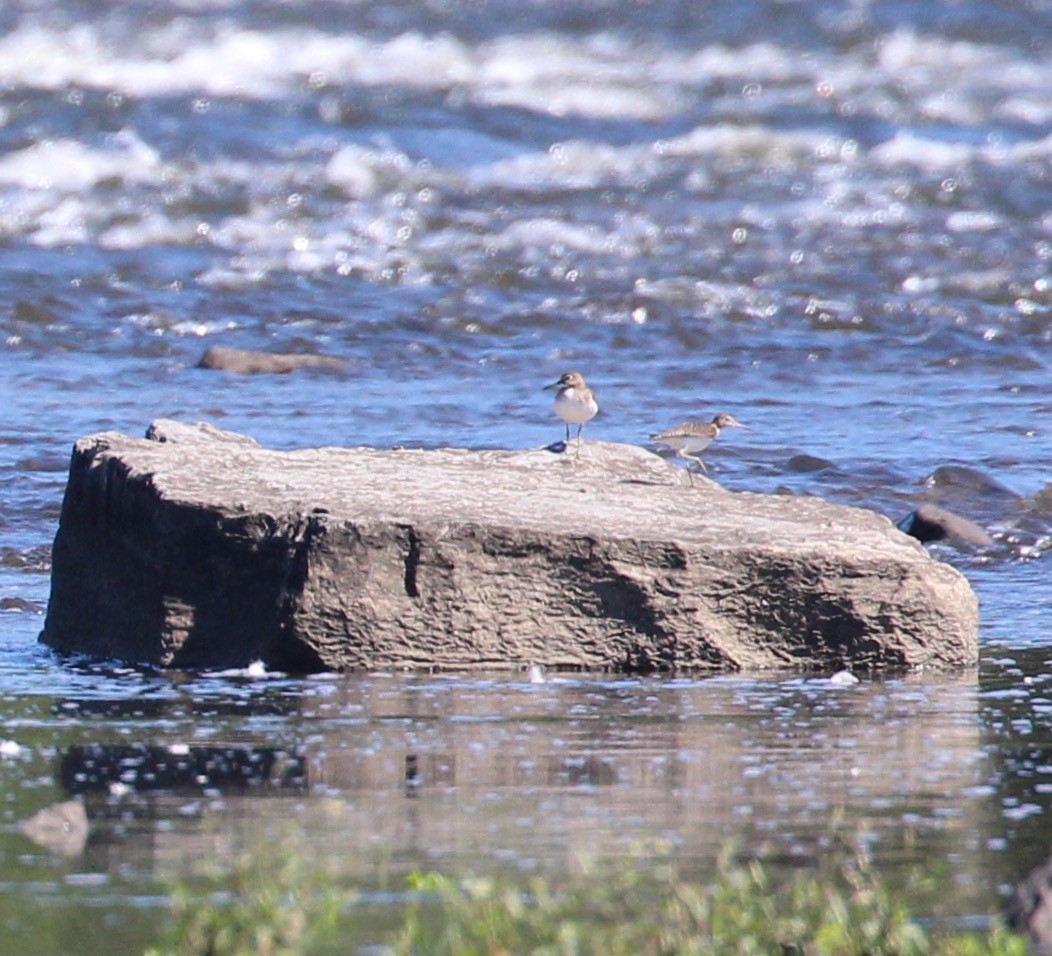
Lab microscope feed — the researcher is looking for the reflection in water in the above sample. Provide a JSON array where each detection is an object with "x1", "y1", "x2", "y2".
[
  {"x1": 35, "y1": 670, "x2": 998, "y2": 919},
  {"x1": 293, "y1": 673, "x2": 986, "y2": 880},
  {"x1": 59, "y1": 744, "x2": 308, "y2": 795}
]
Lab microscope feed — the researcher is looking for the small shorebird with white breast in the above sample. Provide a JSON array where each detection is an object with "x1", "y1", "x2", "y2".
[
  {"x1": 651, "y1": 413, "x2": 746, "y2": 484},
  {"x1": 544, "y1": 370, "x2": 598, "y2": 458}
]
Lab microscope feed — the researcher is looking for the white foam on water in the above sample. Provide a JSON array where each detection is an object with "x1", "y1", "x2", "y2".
[
  {"x1": 1008, "y1": 131, "x2": 1052, "y2": 161},
  {"x1": 492, "y1": 217, "x2": 612, "y2": 257},
  {"x1": 0, "y1": 16, "x2": 1049, "y2": 131},
  {"x1": 0, "y1": 23, "x2": 383, "y2": 99},
  {"x1": 101, "y1": 211, "x2": 205, "y2": 251},
  {"x1": 476, "y1": 34, "x2": 678, "y2": 120},
  {"x1": 166, "y1": 316, "x2": 241, "y2": 337},
  {"x1": 0, "y1": 131, "x2": 160, "y2": 191},
  {"x1": 998, "y1": 94, "x2": 1052, "y2": 126},
  {"x1": 869, "y1": 131, "x2": 978, "y2": 170},
  {"x1": 671, "y1": 41, "x2": 811, "y2": 84},
  {"x1": 0, "y1": 22, "x2": 674, "y2": 120},
  {"x1": 206, "y1": 659, "x2": 279, "y2": 678},
  {"x1": 877, "y1": 28, "x2": 1011, "y2": 76},
  {"x1": 0, "y1": 739, "x2": 24, "y2": 758},
  {"x1": 946, "y1": 210, "x2": 1004, "y2": 233},
  {"x1": 876, "y1": 29, "x2": 1052, "y2": 124},
  {"x1": 0, "y1": 14, "x2": 1049, "y2": 282},
  {"x1": 633, "y1": 276, "x2": 780, "y2": 320},
  {"x1": 485, "y1": 80, "x2": 673, "y2": 120},
  {"x1": 472, "y1": 139, "x2": 658, "y2": 192},
  {"x1": 658, "y1": 123, "x2": 840, "y2": 166},
  {"x1": 325, "y1": 143, "x2": 414, "y2": 198}
]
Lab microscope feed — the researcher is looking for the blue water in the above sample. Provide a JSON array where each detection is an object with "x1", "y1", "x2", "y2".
[{"x1": 0, "y1": 0, "x2": 1051, "y2": 950}]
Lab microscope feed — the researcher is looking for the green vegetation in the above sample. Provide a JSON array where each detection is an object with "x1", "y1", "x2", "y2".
[
  {"x1": 146, "y1": 841, "x2": 1027, "y2": 956},
  {"x1": 391, "y1": 847, "x2": 1026, "y2": 956},
  {"x1": 145, "y1": 841, "x2": 346, "y2": 956}
]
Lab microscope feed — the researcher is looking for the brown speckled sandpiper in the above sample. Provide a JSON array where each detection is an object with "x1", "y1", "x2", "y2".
[{"x1": 651, "y1": 413, "x2": 746, "y2": 484}]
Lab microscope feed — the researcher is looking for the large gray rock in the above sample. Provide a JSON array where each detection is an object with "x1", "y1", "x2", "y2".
[{"x1": 40, "y1": 420, "x2": 979, "y2": 673}]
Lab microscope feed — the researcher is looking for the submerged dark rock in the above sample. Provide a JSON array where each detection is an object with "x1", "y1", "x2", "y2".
[
  {"x1": 786, "y1": 453, "x2": 837, "y2": 474},
  {"x1": 40, "y1": 420, "x2": 979, "y2": 673},
  {"x1": 924, "y1": 464, "x2": 1018, "y2": 500},
  {"x1": 196, "y1": 345, "x2": 343, "y2": 374}
]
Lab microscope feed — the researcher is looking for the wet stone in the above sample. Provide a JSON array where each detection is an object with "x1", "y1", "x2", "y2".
[
  {"x1": 196, "y1": 345, "x2": 344, "y2": 375},
  {"x1": 40, "y1": 420, "x2": 980, "y2": 674},
  {"x1": 897, "y1": 503, "x2": 995, "y2": 548}
]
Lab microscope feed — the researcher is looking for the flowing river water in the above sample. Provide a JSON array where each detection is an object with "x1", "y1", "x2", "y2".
[{"x1": 1, "y1": 0, "x2": 1052, "y2": 950}]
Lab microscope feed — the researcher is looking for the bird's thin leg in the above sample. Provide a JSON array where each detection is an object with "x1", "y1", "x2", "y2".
[
  {"x1": 565, "y1": 423, "x2": 571, "y2": 445},
  {"x1": 677, "y1": 452, "x2": 697, "y2": 486},
  {"x1": 575, "y1": 424, "x2": 584, "y2": 460},
  {"x1": 684, "y1": 452, "x2": 706, "y2": 480}
]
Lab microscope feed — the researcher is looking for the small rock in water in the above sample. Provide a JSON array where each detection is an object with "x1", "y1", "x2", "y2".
[
  {"x1": 897, "y1": 503, "x2": 994, "y2": 547},
  {"x1": 196, "y1": 345, "x2": 343, "y2": 375},
  {"x1": 829, "y1": 670, "x2": 860, "y2": 687},
  {"x1": 787, "y1": 453, "x2": 837, "y2": 474},
  {"x1": 20, "y1": 800, "x2": 89, "y2": 857},
  {"x1": 923, "y1": 465, "x2": 1018, "y2": 499},
  {"x1": 528, "y1": 664, "x2": 547, "y2": 684},
  {"x1": 0, "y1": 739, "x2": 24, "y2": 758}
]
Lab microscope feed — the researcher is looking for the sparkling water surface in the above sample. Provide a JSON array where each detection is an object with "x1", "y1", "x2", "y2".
[{"x1": 1, "y1": 0, "x2": 1052, "y2": 950}]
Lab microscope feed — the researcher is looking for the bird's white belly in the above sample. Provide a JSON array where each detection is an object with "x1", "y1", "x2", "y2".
[
  {"x1": 659, "y1": 435, "x2": 712, "y2": 453},
  {"x1": 554, "y1": 392, "x2": 597, "y2": 424}
]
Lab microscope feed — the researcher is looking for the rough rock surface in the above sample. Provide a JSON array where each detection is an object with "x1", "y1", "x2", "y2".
[{"x1": 40, "y1": 420, "x2": 979, "y2": 673}]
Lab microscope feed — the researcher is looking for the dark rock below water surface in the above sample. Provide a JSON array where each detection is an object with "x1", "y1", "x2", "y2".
[{"x1": 40, "y1": 420, "x2": 979, "y2": 673}]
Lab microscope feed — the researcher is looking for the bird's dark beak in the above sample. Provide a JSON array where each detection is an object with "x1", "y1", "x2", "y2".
[{"x1": 543, "y1": 380, "x2": 560, "y2": 391}]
